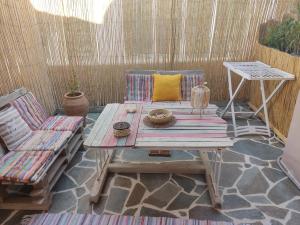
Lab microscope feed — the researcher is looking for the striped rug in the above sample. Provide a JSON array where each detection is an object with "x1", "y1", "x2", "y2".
[{"x1": 22, "y1": 213, "x2": 249, "y2": 225}]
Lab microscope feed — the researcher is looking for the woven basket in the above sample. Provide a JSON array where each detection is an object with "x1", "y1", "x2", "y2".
[{"x1": 147, "y1": 109, "x2": 173, "y2": 124}]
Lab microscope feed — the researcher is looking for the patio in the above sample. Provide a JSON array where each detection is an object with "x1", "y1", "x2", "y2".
[
  {"x1": 2, "y1": 104, "x2": 299, "y2": 225},
  {"x1": 0, "y1": 1, "x2": 300, "y2": 225}
]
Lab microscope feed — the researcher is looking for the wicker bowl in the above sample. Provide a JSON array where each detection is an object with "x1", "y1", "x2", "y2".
[{"x1": 147, "y1": 109, "x2": 173, "y2": 124}]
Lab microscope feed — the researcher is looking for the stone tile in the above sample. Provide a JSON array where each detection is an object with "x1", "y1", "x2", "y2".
[
  {"x1": 172, "y1": 175, "x2": 195, "y2": 193},
  {"x1": 189, "y1": 206, "x2": 232, "y2": 221},
  {"x1": 93, "y1": 196, "x2": 107, "y2": 215},
  {"x1": 287, "y1": 212, "x2": 300, "y2": 225},
  {"x1": 76, "y1": 187, "x2": 86, "y2": 197},
  {"x1": 4, "y1": 210, "x2": 40, "y2": 225},
  {"x1": 220, "y1": 163, "x2": 243, "y2": 187},
  {"x1": 245, "y1": 195, "x2": 271, "y2": 204},
  {"x1": 226, "y1": 209, "x2": 265, "y2": 220},
  {"x1": 66, "y1": 151, "x2": 83, "y2": 170},
  {"x1": 140, "y1": 207, "x2": 177, "y2": 218},
  {"x1": 85, "y1": 149, "x2": 96, "y2": 160},
  {"x1": 237, "y1": 167, "x2": 269, "y2": 195},
  {"x1": 227, "y1": 188, "x2": 237, "y2": 194},
  {"x1": 256, "y1": 206, "x2": 288, "y2": 219},
  {"x1": 183, "y1": 174, "x2": 206, "y2": 183},
  {"x1": 194, "y1": 185, "x2": 207, "y2": 195},
  {"x1": 124, "y1": 208, "x2": 137, "y2": 215},
  {"x1": 53, "y1": 174, "x2": 77, "y2": 192},
  {"x1": 77, "y1": 195, "x2": 91, "y2": 213},
  {"x1": 126, "y1": 183, "x2": 146, "y2": 207},
  {"x1": 222, "y1": 195, "x2": 251, "y2": 209},
  {"x1": 287, "y1": 199, "x2": 300, "y2": 212},
  {"x1": 167, "y1": 192, "x2": 197, "y2": 210},
  {"x1": 144, "y1": 182, "x2": 181, "y2": 207},
  {"x1": 78, "y1": 160, "x2": 97, "y2": 167},
  {"x1": 0, "y1": 210, "x2": 13, "y2": 224},
  {"x1": 249, "y1": 157, "x2": 269, "y2": 167},
  {"x1": 50, "y1": 191, "x2": 77, "y2": 213},
  {"x1": 244, "y1": 163, "x2": 252, "y2": 168},
  {"x1": 106, "y1": 188, "x2": 129, "y2": 213},
  {"x1": 262, "y1": 167, "x2": 286, "y2": 183},
  {"x1": 232, "y1": 140, "x2": 282, "y2": 160},
  {"x1": 270, "y1": 220, "x2": 283, "y2": 225},
  {"x1": 270, "y1": 161, "x2": 281, "y2": 170},
  {"x1": 222, "y1": 150, "x2": 245, "y2": 162},
  {"x1": 196, "y1": 190, "x2": 211, "y2": 205},
  {"x1": 114, "y1": 176, "x2": 132, "y2": 189},
  {"x1": 86, "y1": 173, "x2": 98, "y2": 192},
  {"x1": 140, "y1": 173, "x2": 170, "y2": 192},
  {"x1": 68, "y1": 167, "x2": 94, "y2": 185},
  {"x1": 268, "y1": 178, "x2": 300, "y2": 204}
]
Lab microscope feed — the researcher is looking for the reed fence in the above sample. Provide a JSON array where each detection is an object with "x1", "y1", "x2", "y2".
[{"x1": 0, "y1": 0, "x2": 298, "y2": 115}]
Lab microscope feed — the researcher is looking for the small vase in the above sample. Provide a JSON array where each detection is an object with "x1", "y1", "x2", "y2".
[{"x1": 191, "y1": 82, "x2": 210, "y2": 111}]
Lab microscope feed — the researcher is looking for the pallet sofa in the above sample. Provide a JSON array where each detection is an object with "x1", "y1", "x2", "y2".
[
  {"x1": 125, "y1": 69, "x2": 204, "y2": 102},
  {"x1": 0, "y1": 88, "x2": 84, "y2": 210}
]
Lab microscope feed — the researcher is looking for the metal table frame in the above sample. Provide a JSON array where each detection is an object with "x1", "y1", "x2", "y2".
[{"x1": 221, "y1": 61, "x2": 295, "y2": 137}]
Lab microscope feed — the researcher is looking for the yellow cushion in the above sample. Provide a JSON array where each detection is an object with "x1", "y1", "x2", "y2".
[{"x1": 152, "y1": 74, "x2": 182, "y2": 101}]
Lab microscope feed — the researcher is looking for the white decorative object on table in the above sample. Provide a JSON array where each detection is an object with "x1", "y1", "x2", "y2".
[{"x1": 191, "y1": 82, "x2": 210, "y2": 116}]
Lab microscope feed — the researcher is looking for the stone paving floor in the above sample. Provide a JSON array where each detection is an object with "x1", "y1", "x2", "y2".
[{"x1": 2, "y1": 104, "x2": 300, "y2": 225}]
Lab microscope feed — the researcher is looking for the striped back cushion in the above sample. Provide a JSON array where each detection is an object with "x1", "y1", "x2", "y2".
[
  {"x1": 125, "y1": 70, "x2": 204, "y2": 101},
  {"x1": 12, "y1": 92, "x2": 48, "y2": 130},
  {"x1": 0, "y1": 105, "x2": 33, "y2": 150}
]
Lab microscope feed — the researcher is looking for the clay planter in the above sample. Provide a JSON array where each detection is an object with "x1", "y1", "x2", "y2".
[{"x1": 63, "y1": 91, "x2": 89, "y2": 119}]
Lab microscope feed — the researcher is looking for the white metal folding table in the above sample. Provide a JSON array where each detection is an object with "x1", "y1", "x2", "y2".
[{"x1": 221, "y1": 61, "x2": 295, "y2": 137}]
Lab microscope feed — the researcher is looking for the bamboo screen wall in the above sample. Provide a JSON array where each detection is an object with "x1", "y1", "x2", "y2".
[{"x1": 0, "y1": 0, "x2": 297, "y2": 112}]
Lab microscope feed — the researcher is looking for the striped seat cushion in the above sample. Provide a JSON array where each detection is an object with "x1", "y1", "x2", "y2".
[
  {"x1": 16, "y1": 131, "x2": 72, "y2": 152},
  {"x1": 12, "y1": 92, "x2": 48, "y2": 130},
  {"x1": 126, "y1": 72, "x2": 203, "y2": 101},
  {"x1": 23, "y1": 214, "x2": 244, "y2": 225},
  {"x1": 0, "y1": 106, "x2": 33, "y2": 151},
  {"x1": 39, "y1": 116, "x2": 83, "y2": 132},
  {"x1": 0, "y1": 151, "x2": 53, "y2": 183}
]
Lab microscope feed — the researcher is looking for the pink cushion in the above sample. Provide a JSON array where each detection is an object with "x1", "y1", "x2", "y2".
[
  {"x1": 15, "y1": 131, "x2": 72, "y2": 152},
  {"x1": 39, "y1": 116, "x2": 83, "y2": 132},
  {"x1": 0, "y1": 150, "x2": 53, "y2": 183},
  {"x1": 12, "y1": 92, "x2": 48, "y2": 130}
]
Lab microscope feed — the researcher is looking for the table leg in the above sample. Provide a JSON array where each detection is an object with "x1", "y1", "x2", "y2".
[
  {"x1": 259, "y1": 80, "x2": 271, "y2": 137},
  {"x1": 90, "y1": 149, "x2": 113, "y2": 203},
  {"x1": 200, "y1": 149, "x2": 223, "y2": 208},
  {"x1": 254, "y1": 80, "x2": 286, "y2": 116}
]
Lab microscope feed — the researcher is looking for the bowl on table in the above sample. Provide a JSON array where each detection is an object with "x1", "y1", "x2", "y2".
[{"x1": 147, "y1": 109, "x2": 173, "y2": 124}]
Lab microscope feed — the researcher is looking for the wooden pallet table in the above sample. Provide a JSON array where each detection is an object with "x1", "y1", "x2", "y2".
[
  {"x1": 221, "y1": 61, "x2": 295, "y2": 137},
  {"x1": 84, "y1": 102, "x2": 233, "y2": 208}
]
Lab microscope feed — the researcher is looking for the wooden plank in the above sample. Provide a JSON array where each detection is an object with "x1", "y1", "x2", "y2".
[
  {"x1": 135, "y1": 141, "x2": 233, "y2": 149},
  {"x1": 136, "y1": 137, "x2": 231, "y2": 142},
  {"x1": 0, "y1": 87, "x2": 27, "y2": 108},
  {"x1": 108, "y1": 161, "x2": 205, "y2": 174},
  {"x1": 200, "y1": 151, "x2": 222, "y2": 208},
  {"x1": 84, "y1": 104, "x2": 119, "y2": 147},
  {"x1": 90, "y1": 152, "x2": 113, "y2": 203}
]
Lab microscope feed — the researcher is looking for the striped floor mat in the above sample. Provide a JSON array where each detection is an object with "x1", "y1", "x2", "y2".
[{"x1": 22, "y1": 213, "x2": 249, "y2": 225}]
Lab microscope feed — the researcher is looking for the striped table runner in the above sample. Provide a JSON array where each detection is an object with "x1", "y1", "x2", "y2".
[
  {"x1": 84, "y1": 102, "x2": 232, "y2": 150},
  {"x1": 22, "y1": 213, "x2": 247, "y2": 225}
]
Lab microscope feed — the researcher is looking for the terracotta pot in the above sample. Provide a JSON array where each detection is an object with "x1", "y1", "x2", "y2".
[{"x1": 63, "y1": 91, "x2": 89, "y2": 117}]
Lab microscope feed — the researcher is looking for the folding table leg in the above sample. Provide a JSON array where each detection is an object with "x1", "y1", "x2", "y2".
[
  {"x1": 254, "y1": 80, "x2": 286, "y2": 116},
  {"x1": 222, "y1": 69, "x2": 240, "y2": 136},
  {"x1": 259, "y1": 80, "x2": 271, "y2": 137}
]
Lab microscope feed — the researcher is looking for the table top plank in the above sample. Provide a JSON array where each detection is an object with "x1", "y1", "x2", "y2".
[
  {"x1": 84, "y1": 103, "x2": 119, "y2": 147},
  {"x1": 85, "y1": 102, "x2": 233, "y2": 149}
]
